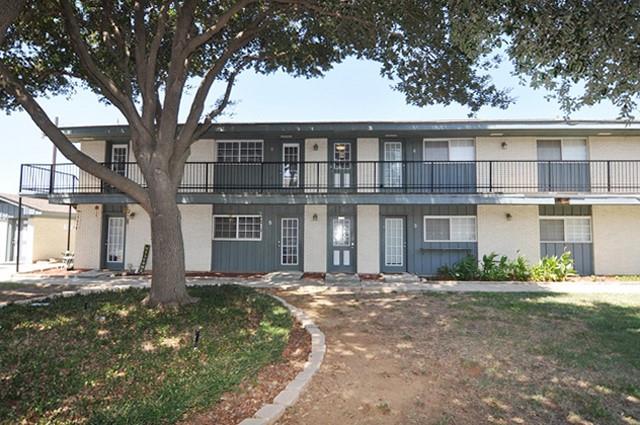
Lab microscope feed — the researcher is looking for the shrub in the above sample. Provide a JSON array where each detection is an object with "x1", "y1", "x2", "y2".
[
  {"x1": 530, "y1": 251, "x2": 576, "y2": 282},
  {"x1": 438, "y1": 255, "x2": 480, "y2": 280},
  {"x1": 438, "y1": 251, "x2": 574, "y2": 282}
]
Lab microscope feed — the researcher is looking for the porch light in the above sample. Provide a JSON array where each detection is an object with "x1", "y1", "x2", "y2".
[
  {"x1": 312, "y1": 213, "x2": 318, "y2": 221},
  {"x1": 501, "y1": 141, "x2": 508, "y2": 149},
  {"x1": 505, "y1": 213, "x2": 512, "y2": 221},
  {"x1": 313, "y1": 144, "x2": 319, "y2": 151}
]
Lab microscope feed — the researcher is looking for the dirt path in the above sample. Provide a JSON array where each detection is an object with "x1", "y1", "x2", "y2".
[
  {"x1": 274, "y1": 289, "x2": 640, "y2": 425},
  {"x1": 275, "y1": 290, "x2": 484, "y2": 425}
]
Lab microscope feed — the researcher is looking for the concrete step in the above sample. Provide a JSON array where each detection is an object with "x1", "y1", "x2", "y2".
[
  {"x1": 382, "y1": 273, "x2": 422, "y2": 283},
  {"x1": 325, "y1": 273, "x2": 361, "y2": 284},
  {"x1": 262, "y1": 271, "x2": 304, "y2": 284}
]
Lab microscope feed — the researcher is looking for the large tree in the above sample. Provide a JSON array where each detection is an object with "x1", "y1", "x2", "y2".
[{"x1": 0, "y1": 0, "x2": 513, "y2": 307}]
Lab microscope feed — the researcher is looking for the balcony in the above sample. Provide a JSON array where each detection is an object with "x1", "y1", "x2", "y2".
[{"x1": 19, "y1": 160, "x2": 640, "y2": 200}]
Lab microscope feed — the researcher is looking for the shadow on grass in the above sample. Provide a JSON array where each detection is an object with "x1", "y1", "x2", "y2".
[{"x1": 0, "y1": 285, "x2": 293, "y2": 425}]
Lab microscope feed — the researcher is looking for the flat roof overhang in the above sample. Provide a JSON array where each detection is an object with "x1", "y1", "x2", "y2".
[{"x1": 61, "y1": 120, "x2": 640, "y2": 142}]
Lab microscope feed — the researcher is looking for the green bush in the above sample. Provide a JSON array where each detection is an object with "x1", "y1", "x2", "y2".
[
  {"x1": 530, "y1": 251, "x2": 576, "y2": 281},
  {"x1": 438, "y1": 255, "x2": 480, "y2": 280},
  {"x1": 438, "y1": 251, "x2": 574, "y2": 282}
]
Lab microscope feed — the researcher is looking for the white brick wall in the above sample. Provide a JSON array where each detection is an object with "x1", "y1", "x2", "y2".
[
  {"x1": 357, "y1": 204, "x2": 380, "y2": 273},
  {"x1": 593, "y1": 205, "x2": 640, "y2": 275},
  {"x1": 477, "y1": 205, "x2": 540, "y2": 264},
  {"x1": 74, "y1": 204, "x2": 102, "y2": 269},
  {"x1": 303, "y1": 205, "x2": 327, "y2": 272}
]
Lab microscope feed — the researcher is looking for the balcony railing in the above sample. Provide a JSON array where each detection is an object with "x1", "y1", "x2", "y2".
[{"x1": 19, "y1": 160, "x2": 640, "y2": 196}]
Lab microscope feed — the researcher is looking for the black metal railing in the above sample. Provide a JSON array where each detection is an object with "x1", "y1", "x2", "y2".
[{"x1": 19, "y1": 160, "x2": 640, "y2": 196}]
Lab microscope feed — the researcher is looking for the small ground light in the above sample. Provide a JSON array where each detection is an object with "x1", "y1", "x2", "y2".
[{"x1": 193, "y1": 327, "x2": 202, "y2": 349}]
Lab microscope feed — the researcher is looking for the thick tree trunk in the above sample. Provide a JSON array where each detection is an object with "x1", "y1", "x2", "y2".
[{"x1": 142, "y1": 185, "x2": 197, "y2": 308}]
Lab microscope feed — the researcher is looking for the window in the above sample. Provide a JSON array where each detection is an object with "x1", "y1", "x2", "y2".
[
  {"x1": 213, "y1": 215, "x2": 262, "y2": 240},
  {"x1": 536, "y1": 138, "x2": 587, "y2": 161},
  {"x1": 424, "y1": 216, "x2": 476, "y2": 242},
  {"x1": 424, "y1": 139, "x2": 475, "y2": 161},
  {"x1": 217, "y1": 140, "x2": 263, "y2": 163},
  {"x1": 540, "y1": 217, "x2": 591, "y2": 243}
]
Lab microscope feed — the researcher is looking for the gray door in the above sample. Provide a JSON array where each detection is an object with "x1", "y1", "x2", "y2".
[
  {"x1": 104, "y1": 216, "x2": 125, "y2": 270},
  {"x1": 382, "y1": 216, "x2": 406, "y2": 272},
  {"x1": 330, "y1": 141, "x2": 353, "y2": 189},
  {"x1": 329, "y1": 215, "x2": 356, "y2": 272}
]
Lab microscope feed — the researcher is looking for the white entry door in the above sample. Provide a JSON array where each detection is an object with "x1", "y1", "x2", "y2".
[
  {"x1": 282, "y1": 143, "x2": 300, "y2": 187},
  {"x1": 105, "y1": 216, "x2": 125, "y2": 268},
  {"x1": 383, "y1": 141, "x2": 403, "y2": 188},
  {"x1": 280, "y1": 218, "x2": 299, "y2": 266},
  {"x1": 383, "y1": 217, "x2": 405, "y2": 272}
]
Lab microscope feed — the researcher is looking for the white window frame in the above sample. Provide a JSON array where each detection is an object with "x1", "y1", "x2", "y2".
[
  {"x1": 423, "y1": 138, "x2": 475, "y2": 162},
  {"x1": 536, "y1": 137, "x2": 589, "y2": 161},
  {"x1": 539, "y1": 216, "x2": 592, "y2": 243},
  {"x1": 213, "y1": 214, "x2": 262, "y2": 241},
  {"x1": 216, "y1": 140, "x2": 264, "y2": 163},
  {"x1": 423, "y1": 215, "x2": 477, "y2": 242}
]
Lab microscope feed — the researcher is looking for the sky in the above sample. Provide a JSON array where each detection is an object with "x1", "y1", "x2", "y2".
[{"x1": 0, "y1": 57, "x2": 622, "y2": 193}]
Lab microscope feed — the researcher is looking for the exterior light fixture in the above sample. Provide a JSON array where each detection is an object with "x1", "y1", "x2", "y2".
[
  {"x1": 501, "y1": 141, "x2": 508, "y2": 149},
  {"x1": 313, "y1": 144, "x2": 319, "y2": 151},
  {"x1": 505, "y1": 213, "x2": 512, "y2": 221},
  {"x1": 312, "y1": 213, "x2": 318, "y2": 221}
]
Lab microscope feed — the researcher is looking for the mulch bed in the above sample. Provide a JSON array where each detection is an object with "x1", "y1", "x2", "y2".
[{"x1": 181, "y1": 320, "x2": 311, "y2": 425}]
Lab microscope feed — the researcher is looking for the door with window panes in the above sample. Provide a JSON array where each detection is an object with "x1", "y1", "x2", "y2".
[
  {"x1": 330, "y1": 141, "x2": 355, "y2": 190},
  {"x1": 329, "y1": 215, "x2": 356, "y2": 272},
  {"x1": 278, "y1": 217, "x2": 301, "y2": 270},
  {"x1": 382, "y1": 141, "x2": 403, "y2": 191},
  {"x1": 104, "y1": 144, "x2": 128, "y2": 192}
]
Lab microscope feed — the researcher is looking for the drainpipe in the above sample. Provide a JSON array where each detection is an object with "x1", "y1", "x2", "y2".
[{"x1": 16, "y1": 196, "x2": 22, "y2": 273}]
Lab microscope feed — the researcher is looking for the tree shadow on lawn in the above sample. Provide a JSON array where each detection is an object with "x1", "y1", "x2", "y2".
[
  {"x1": 278, "y1": 289, "x2": 640, "y2": 425},
  {"x1": 0, "y1": 285, "x2": 294, "y2": 425}
]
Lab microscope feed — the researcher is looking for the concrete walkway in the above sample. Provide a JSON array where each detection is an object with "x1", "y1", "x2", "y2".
[{"x1": 5, "y1": 272, "x2": 640, "y2": 295}]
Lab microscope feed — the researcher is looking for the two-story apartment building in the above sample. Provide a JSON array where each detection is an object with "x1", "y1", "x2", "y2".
[{"x1": 18, "y1": 120, "x2": 640, "y2": 276}]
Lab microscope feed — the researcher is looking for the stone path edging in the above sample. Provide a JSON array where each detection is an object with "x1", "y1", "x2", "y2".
[{"x1": 238, "y1": 294, "x2": 325, "y2": 425}]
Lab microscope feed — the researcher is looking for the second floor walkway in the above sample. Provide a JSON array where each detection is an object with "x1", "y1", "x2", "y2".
[{"x1": 19, "y1": 159, "x2": 640, "y2": 204}]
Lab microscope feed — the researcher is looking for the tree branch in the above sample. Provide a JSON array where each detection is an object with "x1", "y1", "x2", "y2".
[
  {"x1": 0, "y1": 0, "x2": 25, "y2": 45},
  {"x1": 0, "y1": 63, "x2": 151, "y2": 209},
  {"x1": 59, "y1": 0, "x2": 152, "y2": 143},
  {"x1": 173, "y1": 6, "x2": 269, "y2": 160},
  {"x1": 184, "y1": 0, "x2": 256, "y2": 54}
]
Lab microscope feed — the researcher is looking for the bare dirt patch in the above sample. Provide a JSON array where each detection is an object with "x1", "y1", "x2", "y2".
[{"x1": 274, "y1": 290, "x2": 640, "y2": 425}]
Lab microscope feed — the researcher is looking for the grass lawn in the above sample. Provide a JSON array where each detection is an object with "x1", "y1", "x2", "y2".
[
  {"x1": 0, "y1": 285, "x2": 293, "y2": 424},
  {"x1": 276, "y1": 290, "x2": 640, "y2": 425},
  {"x1": 445, "y1": 292, "x2": 640, "y2": 423}
]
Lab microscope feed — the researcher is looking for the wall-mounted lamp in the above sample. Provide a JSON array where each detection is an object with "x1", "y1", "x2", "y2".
[
  {"x1": 505, "y1": 213, "x2": 512, "y2": 221},
  {"x1": 313, "y1": 144, "x2": 319, "y2": 151},
  {"x1": 312, "y1": 213, "x2": 318, "y2": 221},
  {"x1": 501, "y1": 141, "x2": 508, "y2": 150}
]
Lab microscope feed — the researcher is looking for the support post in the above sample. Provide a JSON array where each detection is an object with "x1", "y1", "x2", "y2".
[
  {"x1": 16, "y1": 196, "x2": 22, "y2": 273},
  {"x1": 67, "y1": 205, "x2": 72, "y2": 251}
]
